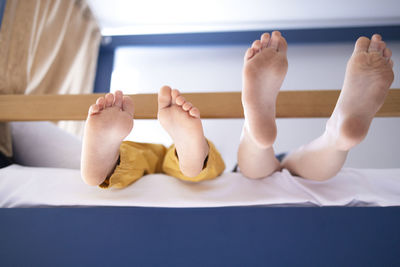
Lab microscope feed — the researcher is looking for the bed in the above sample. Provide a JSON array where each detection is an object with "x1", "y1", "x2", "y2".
[{"x1": 0, "y1": 90, "x2": 400, "y2": 266}]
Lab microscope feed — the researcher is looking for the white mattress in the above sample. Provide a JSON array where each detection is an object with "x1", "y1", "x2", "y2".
[{"x1": 0, "y1": 164, "x2": 399, "y2": 207}]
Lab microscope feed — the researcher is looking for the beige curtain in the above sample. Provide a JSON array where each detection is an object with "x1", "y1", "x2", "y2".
[{"x1": 0, "y1": 0, "x2": 101, "y2": 158}]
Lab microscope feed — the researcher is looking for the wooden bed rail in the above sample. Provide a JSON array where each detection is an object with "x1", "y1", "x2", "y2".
[{"x1": 0, "y1": 89, "x2": 399, "y2": 121}]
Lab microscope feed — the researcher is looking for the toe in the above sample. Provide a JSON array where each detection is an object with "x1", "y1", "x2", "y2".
[
  {"x1": 244, "y1": 47, "x2": 255, "y2": 60},
  {"x1": 376, "y1": 41, "x2": 386, "y2": 55},
  {"x1": 158, "y1": 85, "x2": 172, "y2": 109},
  {"x1": 251, "y1": 40, "x2": 262, "y2": 52},
  {"x1": 269, "y1": 31, "x2": 281, "y2": 50},
  {"x1": 122, "y1": 96, "x2": 134, "y2": 116},
  {"x1": 176, "y1": 95, "x2": 186, "y2": 106},
  {"x1": 372, "y1": 33, "x2": 382, "y2": 40},
  {"x1": 370, "y1": 39, "x2": 386, "y2": 56},
  {"x1": 368, "y1": 34, "x2": 383, "y2": 53},
  {"x1": 88, "y1": 104, "x2": 100, "y2": 115},
  {"x1": 383, "y1": 47, "x2": 392, "y2": 61},
  {"x1": 278, "y1": 35, "x2": 288, "y2": 53},
  {"x1": 260, "y1": 33, "x2": 271, "y2": 48},
  {"x1": 354, "y1": 36, "x2": 370, "y2": 53},
  {"x1": 189, "y1": 107, "x2": 200, "y2": 118},
  {"x1": 182, "y1": 101, "x2": 192, "y2": 111},
  {"x1": 379, "y1": 40, "x2": 386, "y2": 50},
  {"x1": 114, "y1": 90, "x2": 123, "y2": 108},
  {"x1": 96, "y1": 97, "x2": 105, "y2": 110},
  {"x1": 105, "y1": 93, "x2": 114, "y2": 107},
  {"x1": 171, "y1": 89, "x2": 180, "y2": 104}
]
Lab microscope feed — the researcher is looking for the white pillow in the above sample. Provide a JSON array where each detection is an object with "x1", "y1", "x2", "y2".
[{"x1": 11, "y1": 122, "x2": 82, "y2": 169}]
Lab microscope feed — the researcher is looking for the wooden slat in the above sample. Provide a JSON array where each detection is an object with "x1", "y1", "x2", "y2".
[{"x1": 0, "y1": 89, "x2": 399, "y2": 121}]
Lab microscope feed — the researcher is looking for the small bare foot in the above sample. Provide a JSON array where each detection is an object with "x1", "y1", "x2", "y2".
[
  {"x1": 81, "y1": 91, "x2": 134, "y2": 186},
  {"x1": 242, "y1": 31, "x2": 288, "y2": 148},
  {"x1": 326, "y1": 34, "x2": 394, "y2": 150},
  {"x1": 157, "y1": 85, "x2": 209, "y2": 177}
]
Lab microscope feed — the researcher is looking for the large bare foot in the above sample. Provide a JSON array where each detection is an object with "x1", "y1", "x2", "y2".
[
  {"x1": 157, "y1": 85, "x2": 209, "y2": 177},
  {"x1": 326, "y1": 34, "x2": 394, "y2": 150},
  {"x1": 81, "y1": 91, "x2": 134, "y2": 186},
  {"x1": 242, "y1": 31, "x2": 288, "y2": 148}
]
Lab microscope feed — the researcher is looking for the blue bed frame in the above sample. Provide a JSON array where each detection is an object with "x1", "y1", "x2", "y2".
[
  {"x1": 1, "y1": 207, "x2": 400, "y2": 266},
  {"x1": 1, "y1": 1, "x2": 399, "y2": 265}
]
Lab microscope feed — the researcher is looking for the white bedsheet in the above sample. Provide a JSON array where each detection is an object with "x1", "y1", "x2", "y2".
[{"x1": 0, "y1": 164, "x2": 399, "y2": 207}]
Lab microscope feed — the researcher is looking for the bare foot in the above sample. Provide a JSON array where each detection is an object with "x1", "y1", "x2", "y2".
[
  {"x1": 326, "y1": 34, "x2": 394, "y2": 150},
  {"x1": 157, "y1": 85, "x2": 209, "y2": 177},
  {"x1": 242, "y1": 31, "x2": 288, "y2": 148},
  {"x1": 81, "y1": 91, "x2": 134, "y2": 186}
]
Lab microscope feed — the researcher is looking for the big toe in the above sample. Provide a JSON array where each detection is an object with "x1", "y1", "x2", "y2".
[
  {"x1": 158, "y1": 85, "x2": 172, "y2": 109},
  {"x1": 278, "y1": 35, "x2": 288, "y2": 53},
  {"x1": 122, "y1": 96, "x2": 134, "y2": 116},
  {"x1": 354, "y1": 36, "x2": 370, "y2": 53}
]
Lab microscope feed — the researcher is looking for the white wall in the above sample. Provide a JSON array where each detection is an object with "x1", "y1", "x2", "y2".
[
  {"x1": 111, "y1": 41, "x2": 400, "y2": 171},
  {"x1": 88, "y1": 0, "x2": 400, "y2": 35}
]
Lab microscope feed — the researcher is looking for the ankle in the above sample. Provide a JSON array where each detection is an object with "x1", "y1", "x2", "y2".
[
  {"x1": 244, "y1": 123, "x2": 276, "y2": 149},
  {"x1": 176, "y1": 138, "x2": 209, "y2": 177},
  {"x1": 323, "y1": 118, "x2": 365, "y2": 152}
]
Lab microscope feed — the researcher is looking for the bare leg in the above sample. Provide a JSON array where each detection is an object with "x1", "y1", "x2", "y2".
[
  {"x1": 81, "y1": 91, "x2": 134, "y2": 186},
  {"x1": 158, "y1": 86, "x2": 209, "y2": 177},
  {"x1": 282, "y1": 34, "x2": 394, "y2": 181},
  {"x1": 238, "y1": 31, "x2": 288, "y2": 178}
]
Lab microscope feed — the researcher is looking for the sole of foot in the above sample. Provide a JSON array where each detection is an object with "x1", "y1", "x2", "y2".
[
  {"x1": 157, "y1": 85, "x2": 209, "y2": 177},
  {"x1": 326, "y1": 34, "x2": 394, "y2": 151},
  {"x1": 242, "y1": 31, "x2": 288, "y2": 148},
  {"x1": 81, "y1": 90, "x2": 134, "y2": 186}
]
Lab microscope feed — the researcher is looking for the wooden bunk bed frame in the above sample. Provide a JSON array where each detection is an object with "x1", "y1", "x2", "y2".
[
  {"x1": 1, "y1": 89, "x2": 400, "y2": 266},
  {"x1": 1, "y1": 89, "x2": 400, "y2": 121}
]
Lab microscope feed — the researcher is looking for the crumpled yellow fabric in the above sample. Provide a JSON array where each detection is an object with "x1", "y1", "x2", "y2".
[{"x1": 100, "y1": 140, "x2": 225, "y2": 189}]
